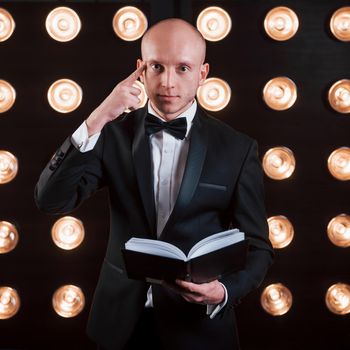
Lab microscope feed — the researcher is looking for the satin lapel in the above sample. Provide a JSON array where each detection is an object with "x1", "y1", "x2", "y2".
[
  {"x1": 159, "y1": 109, "x2": 208, "y2": 239},
  {"x1": 132, "y1": 109, "x2": 157, "y2": 236}
]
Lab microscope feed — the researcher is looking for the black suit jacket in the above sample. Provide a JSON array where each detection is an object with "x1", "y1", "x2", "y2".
[{"x1": 35, "y1": 106, "x2": 273, "y2": 350}]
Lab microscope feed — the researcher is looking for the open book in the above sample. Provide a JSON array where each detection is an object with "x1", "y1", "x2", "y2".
[{"x1": 121, "y1": 228, "x2": 248, "y2": 284}]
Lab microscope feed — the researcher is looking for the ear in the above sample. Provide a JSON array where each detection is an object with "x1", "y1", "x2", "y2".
[
  {"x1": 198, "y1": 63, "x2": 209, "y2": 86},
  {"x1": 137, "y1": 59, "x2": 145, "y2": 83}
]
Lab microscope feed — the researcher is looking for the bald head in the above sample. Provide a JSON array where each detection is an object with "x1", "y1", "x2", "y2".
[
  {"x1": 137, "y1": 18, "x2": 209, "y2": 121},
  {"x1": 141, "y1": 18, "x2": 206, "y2": 64}
]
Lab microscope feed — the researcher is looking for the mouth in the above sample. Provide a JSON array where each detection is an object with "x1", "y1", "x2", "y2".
[{"x1": 158, "y1": 94, "x2": 179, "y2": 100}]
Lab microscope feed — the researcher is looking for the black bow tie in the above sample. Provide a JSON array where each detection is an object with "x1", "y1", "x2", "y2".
[{"x1": 144, "y1": 113, "x2": 187, "y2": 140}]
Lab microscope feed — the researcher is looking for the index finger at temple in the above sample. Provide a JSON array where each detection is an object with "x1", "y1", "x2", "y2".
[{"x1": 124, "y1": 63, "x2": 146, "y2": 84}]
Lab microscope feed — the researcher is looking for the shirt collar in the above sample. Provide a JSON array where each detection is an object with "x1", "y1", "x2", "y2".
[{"x1": 147, "y1": 99, "x2": 197, "y2": 139}]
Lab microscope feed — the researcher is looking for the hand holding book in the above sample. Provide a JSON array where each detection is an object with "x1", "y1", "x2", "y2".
[{"x1": 162, "y1": 278, "x2": 226, "y2": 306}]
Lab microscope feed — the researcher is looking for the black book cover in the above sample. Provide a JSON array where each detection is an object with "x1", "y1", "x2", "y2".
[{"x1": 121, "y1": 239, "x2": 249, "y2": 284}]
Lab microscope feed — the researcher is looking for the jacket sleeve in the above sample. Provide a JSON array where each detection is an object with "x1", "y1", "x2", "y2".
[
  {"x1": 34, "y1": 134, "x2": 105, "y2": 215},
  {"x1": 220, "y1": 140, "x2": 274, "y2": 314}
]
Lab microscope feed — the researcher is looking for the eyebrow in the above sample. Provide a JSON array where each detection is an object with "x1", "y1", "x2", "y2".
[
  {"x1": 178, "y1": 61, "x2": 193, "y2": 67},
  {"x1": 148, "y1": 60, "x2": 194, "y2": 67}
]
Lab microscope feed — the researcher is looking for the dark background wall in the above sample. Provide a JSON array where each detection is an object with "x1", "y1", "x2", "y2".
[{"x1": 0, "y1": 0, "x2": 349, "y2": 349}]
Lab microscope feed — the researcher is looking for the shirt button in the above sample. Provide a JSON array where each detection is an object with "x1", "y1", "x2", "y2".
[{"x1": 161, "y1": 179, "x2": 168, "y2": 185}]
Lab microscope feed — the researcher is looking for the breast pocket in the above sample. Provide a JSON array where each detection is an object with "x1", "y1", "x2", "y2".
[
  {"x1": 193, "y1": 182, "x2": 229, "y2": 210},
  {"x1": 198, "y1": 182, "x2": 227, "y2": 191}
]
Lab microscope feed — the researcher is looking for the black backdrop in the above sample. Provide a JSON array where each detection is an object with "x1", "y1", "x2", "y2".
[{"x1": 0, "y1": 0, "x2": 349, "y2": 349}]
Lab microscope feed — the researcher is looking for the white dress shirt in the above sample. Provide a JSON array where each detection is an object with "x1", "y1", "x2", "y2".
[
  {"x1": 148, "y1": 101, "x2": 193, "y2": 237},
  {"x1": 71, "y1": 100, "x2": 227, "y2": 319}
]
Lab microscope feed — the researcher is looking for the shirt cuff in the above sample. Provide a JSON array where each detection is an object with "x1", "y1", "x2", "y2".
[
  {"x1": 71, "y1": 121, "x2": 101, "y2": 153},
  {"x1": 206, "y1": 283, "x2": 228, "y2": 319},
  {"x1": 145, "y1": 286, "x2": 153, "y2": 308}
]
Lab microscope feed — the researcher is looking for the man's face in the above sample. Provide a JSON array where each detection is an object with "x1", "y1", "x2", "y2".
[{"x1": 137, "y1": 27, "x2": 209, "y2": 121}]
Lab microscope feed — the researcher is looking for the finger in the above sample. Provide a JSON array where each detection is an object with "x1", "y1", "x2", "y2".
[
  {"x1": 181, "y1": 292, "x2": 204, "y2": 304},
  {"x1": 126, "y1": 96, "x2": 141, "y2": 111},
  {"x1": 129, "y1": 86, "x2": 142, "y2": 96},
  {"x1": 124, "y1": 62, "x2": 146, "y2": 84},
  {"x1": 175, "y1": 279, "x2": 202, "y2": 293}
]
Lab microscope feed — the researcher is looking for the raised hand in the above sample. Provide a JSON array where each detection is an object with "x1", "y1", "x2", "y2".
[{"x1": 86, "y1": 62, "x2": 146, "y2": 136}]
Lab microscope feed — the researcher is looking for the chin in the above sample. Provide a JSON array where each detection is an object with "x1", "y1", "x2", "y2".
[
  {"x1": 161, "y1": 107, "x2": 185, "y2": 117},
  {"x1": 155, "y1": 103, "x2": 179, "y2": 113}
]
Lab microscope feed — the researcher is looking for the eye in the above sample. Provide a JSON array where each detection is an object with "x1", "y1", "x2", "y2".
[
  {"x1": 151, "y1": 63, "x2": 162, "y2": 71},
  {"x1": 179, "y1": 66, "x2": 189, "y2": 72}
]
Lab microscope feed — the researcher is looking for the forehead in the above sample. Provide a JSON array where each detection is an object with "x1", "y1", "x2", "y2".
[{"x1": 142, "y1": 28, "x2": 204, "y2": 65}]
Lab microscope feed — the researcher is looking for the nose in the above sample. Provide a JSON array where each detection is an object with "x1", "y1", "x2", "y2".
[{"x1": 161, "y1": 68, "x2": 175, "y2": 89}]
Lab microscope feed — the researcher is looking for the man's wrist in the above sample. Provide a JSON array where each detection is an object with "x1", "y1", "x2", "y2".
[
  {"x1": 218, "y1": 282, "x2": 226, "y2": 303},
  {"x1": 85, "y1": 114, "x2": 106, "y2": 137},
  {"x1": 207, "y1": 283, "x2": 228, "y2": 319}
]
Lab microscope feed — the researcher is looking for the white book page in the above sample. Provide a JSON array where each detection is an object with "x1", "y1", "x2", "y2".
[
  {"x1": 188, "y1": 228, "x2": 244, "y2": 259},
  {"x1": 125, "y1": 238, "x2": 186, "y2": 260}
]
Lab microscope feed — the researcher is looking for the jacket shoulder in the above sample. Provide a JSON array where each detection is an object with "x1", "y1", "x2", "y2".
[{"x1": 199, "y1": 109, "x2": 255, "y2": 148}]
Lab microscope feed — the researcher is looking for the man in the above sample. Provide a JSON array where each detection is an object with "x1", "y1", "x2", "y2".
[{"x1": 35, "y1": 18, "x2": 273, "y2": 350}]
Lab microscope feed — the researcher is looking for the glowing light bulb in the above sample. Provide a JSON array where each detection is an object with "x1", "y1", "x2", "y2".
[
  {"x1": 47, "y1": 79, "x2": 82, "y2": 113},
  {"x1": 0, "y1": 150, "x2": 18, "y2": 184},
  {"x1": 263, "y1": 77, "x2": 297, "y2": 111},
  {"x1": 0, "y1": 287, "x2": 20, "y2": 319},
  {"x1": 268, "y1": 216, "x2": 294, "y2": 249},
  {"x1": 197, "y1": 78, "x2": 231, "y2": 112},
  {"x1": 328, "y1": 147, "x2": 350, "y2": 181},
  {"x1": 327, "y1": 214, "x2": 350, "y2": 247},
  {"x1": 328, "y1": 80, "x2": 350, "y2": 113},
  {"x1": 0, "y1": 221, "x2": 19, "y2": 253},
  {"x1": 263, "y1": 147, "x2": 295, "y2": 180},
  {"x1": 264, "y1": 7, "x2": 299, "y2": 41},
  {"x1": 46, "y1": 7, "x2": 81, "y2": 42},
  {"x1": 330, "y1": 7, "x2": 350, "y2": 42},
  {"x1": 326, "y1": 283, "x2": 350, "y2": 315},
  {"x1": 261, "y1": 283, "x2": 292, "y2": 316},
  {"x1": 0, "y1": 8, "x2": 15, "y2": 42},
  {"x1": 196, "y1": 6, "x2": 231, "y2": 42},
  {"x1": 51, "y1": 216, "x2": 84, "y2": 250},
  {"x1": 112, "y1": 6, "x2": 147, "y2": 41},
  {"x1": 274, "y1": 17, "x2": 286, "y2": 31},
  {"x1": 52, "y1": 285, "x2": 85, "y2": 318},
  {"x1": 0, "y1": 80, "x2": 16, "y2": 113}
]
